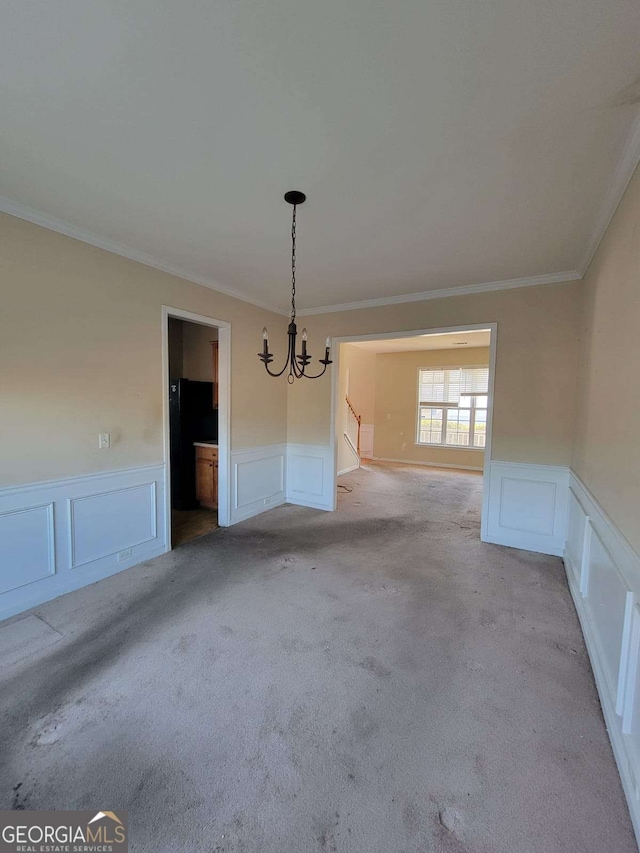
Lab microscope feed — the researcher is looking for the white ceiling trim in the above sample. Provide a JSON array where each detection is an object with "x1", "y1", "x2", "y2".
[
  {"x1": 296, "y1": 270, "x2": 581, "y2": 316},
  {"x1": 3, "y1": 101, "x2": 640, "y2": 318},
  {"x1": 0, "y1": 195, "x2": 285, "y2": 316},
  {"x1": 579, "y1": 109, "x2": 640, "y2": 277}
]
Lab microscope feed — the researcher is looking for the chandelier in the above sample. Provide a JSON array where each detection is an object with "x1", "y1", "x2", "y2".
[{"x1": 259, "y1": 191, "x2": 332, "y2": 383}]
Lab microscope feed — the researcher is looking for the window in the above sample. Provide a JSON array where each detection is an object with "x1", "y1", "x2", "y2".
[{"x1": 417, "y1": 366, "x2": 489, "y2": 448}]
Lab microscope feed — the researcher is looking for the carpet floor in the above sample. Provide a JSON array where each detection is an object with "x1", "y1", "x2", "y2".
[{"x1": 0, "y1": 462, "x2": 636, "y2": 852}]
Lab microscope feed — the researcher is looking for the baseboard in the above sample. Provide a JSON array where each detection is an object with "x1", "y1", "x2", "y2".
[
  {"x1": 286, "y1": 443, "x2": 334, "y2": 512},
  {"x1": 482, "y1": 461, "x2": 569, "y2": 556},
  {"x1": 564, "y1": 472, "x2": 640, "y2": 846},
  {"x1": 372, "y1": 456, "x2": 483, "y2": 472},
  {"x1": 0, "y1": 464, "x2": 167, "y2": 622},
  {"x1": 230, "y1": 444, "x2": 286, "y2": 525},
  {"x1": 338, "y1": 464, "x2": 359, "y2": 476}
]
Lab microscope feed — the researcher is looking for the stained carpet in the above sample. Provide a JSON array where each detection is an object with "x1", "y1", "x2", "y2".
[{"x1": 0, "y1": 462, "x2": 635, "y2": 852}]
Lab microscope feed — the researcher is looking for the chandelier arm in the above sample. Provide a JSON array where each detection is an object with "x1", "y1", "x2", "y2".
[
  {"x1": 262, "y1": 358, "x2": 293, "y2": 378},
  {"x1": 297, "y1": 361, "x2": 330, "y2": 380},
  {"x1": 292, "y1": 350, "x2": 304, "y2": 378}
]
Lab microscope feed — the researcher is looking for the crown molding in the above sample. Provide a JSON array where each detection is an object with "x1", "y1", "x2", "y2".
[
  {"x1": 3, "y1": 108, "x2": 640, "y2": 316},
  {"x1": 0, "y1": 195, "x2": 286, "y2": 316},
  {"x1": 579, "y1": 109, "x2": 640, "y2": 277},
  {"x1": 296, "y1": 270, "x2": 582, "y2": 316}
]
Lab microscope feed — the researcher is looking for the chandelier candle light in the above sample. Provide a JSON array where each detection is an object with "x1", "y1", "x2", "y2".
[{"x1": 258, "y1": 191, "x2": 332, "y2": 383}]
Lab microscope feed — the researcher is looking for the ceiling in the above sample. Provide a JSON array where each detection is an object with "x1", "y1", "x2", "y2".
[
  {"x1": 2, "y1": 1, "x2": 640, "y2": 314},
  {"x1": 348, "y1": 330, "x2": 491, "y2": 353}
]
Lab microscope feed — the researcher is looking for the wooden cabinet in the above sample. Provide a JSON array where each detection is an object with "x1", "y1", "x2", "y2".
[{"x1": 195, "y1": 445, "x2": 218, "y2": 509}]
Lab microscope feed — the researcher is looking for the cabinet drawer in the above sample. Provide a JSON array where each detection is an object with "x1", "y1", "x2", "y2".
[{"x1": 195, "y1": 445, "x2": 218, "y2": 462}]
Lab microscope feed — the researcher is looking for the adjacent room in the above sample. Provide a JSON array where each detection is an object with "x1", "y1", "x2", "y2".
[
  {"x1": 167, "y1": 317, "x2": 221, "y2": 546},
  {"x1": 336, "y1": 328, "x2": 492, "y2": 537},
  {"x1": 1, "y1": 1, "x2": 640, "y2": 851}
]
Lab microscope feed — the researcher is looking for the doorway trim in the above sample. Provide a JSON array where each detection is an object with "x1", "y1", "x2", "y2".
[
  {"x1": 161, "y1": 306, "x2": 231, "y2": 547},
  {"x1": 329, "y1": 322, "x2": 497, "y2": 540}
]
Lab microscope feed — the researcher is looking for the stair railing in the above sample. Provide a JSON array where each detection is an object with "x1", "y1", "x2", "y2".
[{"x1": 345, "y1": 395, "x2": 361, "y2": 457}]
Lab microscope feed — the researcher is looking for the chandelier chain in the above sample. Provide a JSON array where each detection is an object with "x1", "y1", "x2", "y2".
[
  {"x1": 290, "y1": 204, "x2": 297, "y2": 321},
  {"x1": 258, "y1": 190, "x2": 332, "y2": 381}
]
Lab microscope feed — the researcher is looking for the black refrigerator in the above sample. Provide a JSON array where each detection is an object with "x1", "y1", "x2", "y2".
[{"x1": 169, "y1": 379, "x2": 218, "y2": 510}]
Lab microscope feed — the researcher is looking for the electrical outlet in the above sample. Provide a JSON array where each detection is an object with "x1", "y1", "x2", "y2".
[
  {"x1": 118, "y1": 548, "x2": 132, "y2": 562},
  {"x1": 98, "y1": 432, "x2": 111, "y2": 449}
]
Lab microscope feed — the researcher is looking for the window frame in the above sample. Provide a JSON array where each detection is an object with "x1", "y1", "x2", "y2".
[{"x1": 415, "y1": 365, "x2": 489, "y2": 450}]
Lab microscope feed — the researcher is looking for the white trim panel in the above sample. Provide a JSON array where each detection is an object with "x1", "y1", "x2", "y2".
[
  {"x1": 69, "y1": 482, "x2": 157, "y2": 568},
  {"x1": 483, "y1": 462, "x2": 569, "y2": 556},
  {"x1": 0, "y1": 465, "x2": 166, "y2": 622},
  {"x1": 230, "y1": 444, "x2": 286, "y2": 524},
  {"x1": 565, "y1": 471, "x2": 640, "y2": 847},
  {"x1": 286, "y1": 444, "x2": 334, "y2": 511},
  {"x1": 359, "y1": 423, "x2": 374, "y2": 459},
  {"x1": 0, "y1": 503, "x2": 56, "y2": 595}
]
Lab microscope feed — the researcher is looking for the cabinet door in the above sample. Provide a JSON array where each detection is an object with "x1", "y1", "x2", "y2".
[
  {"x1": 196, "y1": 456, "x2": 215, "y2": 507},
  {"x1": 212, "y1": 459, "x2": 219, "y2": 509}
]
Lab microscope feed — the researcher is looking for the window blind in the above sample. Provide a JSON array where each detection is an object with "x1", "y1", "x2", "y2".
[
  {"x1": 418, "y1": 366, "x2": 488, "y2": 403},
  {"x1": 460, "y1": 366, "x2": 489, "y2": 395}
]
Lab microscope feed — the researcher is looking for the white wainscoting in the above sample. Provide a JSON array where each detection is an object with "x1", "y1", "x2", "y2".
[
  {"x1": 564, "y1": 472, "x2": 640, "y2": 845},
  {"x1": 483, "y1": 461, "x2": 569, "y2": 556},
  {"x1": 230, "y1": 444, "x2": 286, "y2": 524},
  {"x1": 359, "y1": 424, "x2": 374, "y2": 459},
  {"x1": 286, "y1": 444, "x2": 335, "y2": 511},
  {"x1": 0, "y1": 465, "x2": 166, "y2": 621}
]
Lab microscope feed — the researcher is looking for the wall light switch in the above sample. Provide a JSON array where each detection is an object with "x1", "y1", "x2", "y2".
[{"x1": 98, "y1": 432, "x2": 111, "y2": 449}]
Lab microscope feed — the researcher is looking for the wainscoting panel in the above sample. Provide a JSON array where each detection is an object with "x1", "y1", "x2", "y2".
[
  {"x1": 70, "y1": 483, "x2": 157, "y2": 568},
  {"x1": 0, "y1": 465, "x2": 166, "y2": 621},
  {"x1": 359, "y1": 424, "x2": 374, "y2": 459},
  {"x1": 483, "y1": 462, "x2": 569, "y2": 555},
  {"x1": 566, "y1": 487, "x2": 589, "y2": 589},
  {"x1": 0, "y1": 503, "x2": 55, "y2": 595},
  {"x1": 585, "y1": 529, "x2": 630, "y2": 701},
  {"x1": 230, "y1": 444, "x2": 286, "y2": 524},
  {"x1": 565, "y1": 472, "x2": 640, "y2": 845},
  {"x1": 286, "y1": 444, "x2": 334, "y2": 511}
]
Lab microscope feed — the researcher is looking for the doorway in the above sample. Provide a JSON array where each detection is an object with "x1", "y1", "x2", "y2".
[
  {"x1": 162, "y1": 307, "x2": 231, "y2": 549},
  {"x1": 330, "y1": 324, "x2": 497, "y2": 539}
]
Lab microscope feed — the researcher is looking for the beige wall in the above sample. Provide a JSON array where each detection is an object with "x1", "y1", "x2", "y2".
[
  {"x1": 288, "y1": 281, "x2": 582, "y2": 467},
  {"x1": 339, "y1": 344, "x2": 377, "y2": 425},
  {"x1": 182, "y1": 321, "x2": 218, "y2": 383},
  {"x1": 1, "y1": 209, "x2": 587, "y2": 506},
  {"x1": 572, "y1": 165, "x2": 640, "y2": 554},
  {"x1": 0, "y1": 213, "x2": 288, "y2": 486},
  {"x1": 374, "y1": 347, "x2": 489, "y2": 469},
  {"x1": 337, "y1": 343, "x2": 377, "y2": 472}
]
